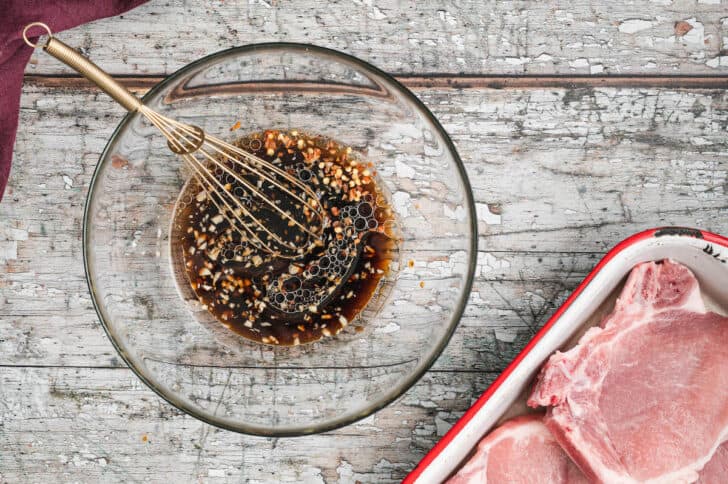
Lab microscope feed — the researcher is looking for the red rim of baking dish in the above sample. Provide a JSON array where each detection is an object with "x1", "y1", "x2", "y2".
[{"x1": 404, "y1": 226, "x2": 728, "y2": 483}]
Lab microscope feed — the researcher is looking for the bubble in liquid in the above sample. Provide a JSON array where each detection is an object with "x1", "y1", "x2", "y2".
[
  {"x1": 233, "y1": 186, "x2": 245, "y2": 197},
  {"x1": 286, "y1": 276, "x2": 302, "y2": 291},
  {"x1": 250, "y1": 139, "x2": 262, "y2": 151},
  {"x1": 357, "y1": 202, "x2": 373, "y2": 218},
  {"x1": 298, "y1": 169, "x2": 312, "y2": 182},
  {"x1": 354, "y1": 218, "x2": 367, "y2": 231},
  {"x1": 367, "y1": 218, "x2": 378, "y2": 230},
  {"x1": 319, "y1": 257, "x2": 331, "y2": 269}
]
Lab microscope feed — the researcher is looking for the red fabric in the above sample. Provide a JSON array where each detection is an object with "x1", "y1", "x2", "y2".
[{"x1": 0, "y1": 0, "x2": 147, "y2": 201}]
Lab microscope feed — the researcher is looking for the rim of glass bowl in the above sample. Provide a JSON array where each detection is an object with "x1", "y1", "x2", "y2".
[{"x1": 83, "y1": 42, "x2": 478, "y2": 436}]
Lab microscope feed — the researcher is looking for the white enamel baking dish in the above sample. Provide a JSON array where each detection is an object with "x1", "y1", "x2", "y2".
[{"x1": 405, "y1": 227, "x2": 728, "y2": 483}]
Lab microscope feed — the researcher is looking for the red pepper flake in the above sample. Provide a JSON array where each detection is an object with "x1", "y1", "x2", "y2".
[{"x1": 230, "y1": 121, "x2": 241, "y2": 131}]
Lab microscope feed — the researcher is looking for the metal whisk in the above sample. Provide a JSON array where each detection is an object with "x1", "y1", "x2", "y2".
[{"x1": 23, "y1": 22, "x2": 324, "y2": 258}]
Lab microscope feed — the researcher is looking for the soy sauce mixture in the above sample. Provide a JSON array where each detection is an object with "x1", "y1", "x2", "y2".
[{"x1": 173, "y1": 130, "x2": 398, "y2": 345}]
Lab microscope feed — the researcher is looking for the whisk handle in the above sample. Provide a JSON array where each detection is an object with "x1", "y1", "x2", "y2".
[{"x1": 23, "y1": 23, "x2": 142, "y2": 112}]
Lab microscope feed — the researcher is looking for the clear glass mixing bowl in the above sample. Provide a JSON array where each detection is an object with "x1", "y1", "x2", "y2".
[{"x1": 84, "y1": 43, "x2": 476, "y2": 435}]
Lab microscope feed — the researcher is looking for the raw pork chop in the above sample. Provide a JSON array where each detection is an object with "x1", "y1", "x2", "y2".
[
  {"x1": 528, "y1": 260, "x2": 728, "y2": 483},
  {"x1": 447, "y1": 415, "x2": 589, "y2": 484},
  {"x1": 696, "y1": 441, "x2": 728, "y2": 484}
]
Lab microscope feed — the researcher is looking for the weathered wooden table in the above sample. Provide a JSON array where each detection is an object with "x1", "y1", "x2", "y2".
[{"x1": 2, "y1": 2, "x2": 727, "y2": 482}]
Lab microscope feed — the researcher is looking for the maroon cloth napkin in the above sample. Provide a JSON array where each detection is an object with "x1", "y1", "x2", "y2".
[{"x1": 0, "y1": 0, "x2": 147, "y2": 201}]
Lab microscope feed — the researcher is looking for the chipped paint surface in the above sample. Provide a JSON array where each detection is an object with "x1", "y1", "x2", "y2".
[
  {"x1": 619, "y1": 19, "x2": 654, "y2": 34},
  {"x1": 4, "y1": 81, "x2": 728, "y2": 483},
  {"x1": 5, "y1": 82, "x2": 727, "y2": 482},
  {"x1": 4, "y1": 1, "x2": 728, "y2": 483},
  {"x1": 22, "y1": 2, "x2": 728, "y2": 77},
  {"x1": 476, "y1": 203, "x2": 502, "y2": 225}
]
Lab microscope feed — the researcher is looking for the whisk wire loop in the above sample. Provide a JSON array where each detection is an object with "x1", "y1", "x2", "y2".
[{"x1": 140, "y1": 107, "x2": 324, "y2": 257}]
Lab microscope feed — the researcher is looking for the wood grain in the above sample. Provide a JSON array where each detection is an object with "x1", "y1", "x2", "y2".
[
  {"x1": 4, "y1": 84, "x2": 726, "y2": 370},
  {"x1": 2, "y1": 83, "x2": 726, "y2": 484},
  {"x1": 0, "y1": 366, "x2": 496, "y2": 483},
  {"x1": 22, "y1": 1, "x2": 728, "y2": 77},
  {"x1": 4, "y1": 1, "x2": 728, "y2": 482}
]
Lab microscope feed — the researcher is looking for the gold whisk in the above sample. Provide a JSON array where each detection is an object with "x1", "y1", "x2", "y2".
[{"x1": 23, "y1": 22, "x2": 324, "y2": 258}]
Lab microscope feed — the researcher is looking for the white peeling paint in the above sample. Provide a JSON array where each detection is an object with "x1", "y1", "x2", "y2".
[
  {"x1": 494, "y1": 328, "x2": 519, "y2": 343},
  {"x1": 395, "y1": 160, "x2": 416, "y2": 179},
  {"x1": 706, "y1": 56, "x2": 728, "y2": 68},
  {"x1": 297, "y1": 466, "x2": 325, "y2": 484},
  {"x1": 443, "y1": 204, "x2": 467, "y2": 221},
  {"x1": 0, "y1": 241, "x2": 18, "y2": 261},
  {"x1": 368, "y1": 5, "x2": 387, "y2": 20},
  {"x1": 375, "y1": 322, "x2": 401, "y2": 334},
  {"x1": 681, "y1": 18, "x2": 705, "y2": 46},
  {"x1": 337, "y1": 460, "x2": 356, "y2": 484},
  {"x1": 618, "y1": 19, "x2": 653, "y2": 34},
  {"x1": 437, "y1": 10, "x2": 457, "y2": 26},
  {"x1": 569, "y1": 58, "x2": 589, "y2": 69},
  {"x1": 62, "y1": 175, "x2": 73, "y2": 189},
  {"x1": 435, "y1": 415, "x2": 450, "y2": 436},
  {"x1": 503, "y1": 56, "x2": 531, "y2": 65},
  {"x1": 690, "y1": 137, "x2": 713, "y2": 146},
  {"x1": 478, "y1": 252, "x2": 511, "y2": 277},
  {"x1": 0, "y1": 227, "x2": 28, "y2": 241},
  {"x1": 392, "y1": 191, "x2": 411, "y2": 217},
  {"x1": 451, "y1": 34, "x2": 465, "y2": 51},
  {"x1": 475, "y1": 203, "x2": 502, "y2": 225}
]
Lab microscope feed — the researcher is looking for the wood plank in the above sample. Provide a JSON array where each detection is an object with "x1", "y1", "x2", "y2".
[
  {"x1": 22, "y1": 74, "x2": 728, "y2": 91},
  {"x1": 2, "y1": 83, "x2": 726, "y2": 371},
  {"x1": 0, "y1": 366, "x2": 493, "y2": 483},
  {"x1": 22, "y1": 1, "x2": 728, "y2": 77}
]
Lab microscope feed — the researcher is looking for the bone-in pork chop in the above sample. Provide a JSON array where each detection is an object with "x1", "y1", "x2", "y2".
[
  {"x1": 528, "y1": 260, "x2": 728, "y2": 483},
  {"x1": 447, "y1": 415, "x2": 589, "y2": 483}
]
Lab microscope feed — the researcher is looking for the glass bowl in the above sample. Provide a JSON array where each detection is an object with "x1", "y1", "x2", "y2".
[{"x1": 84, "y1": 43, "x2": 476, "y2": 436}]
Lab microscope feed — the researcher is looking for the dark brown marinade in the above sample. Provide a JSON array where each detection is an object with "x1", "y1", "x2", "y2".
[{"x1": 173, "y1": 129, "x2": 398, "y2": 345}]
